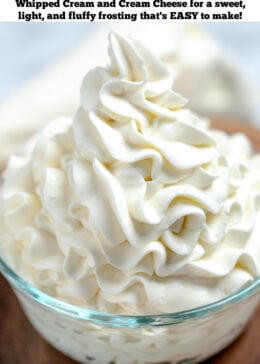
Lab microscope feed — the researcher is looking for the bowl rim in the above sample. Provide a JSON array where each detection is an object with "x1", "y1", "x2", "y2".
[{"x1": 1, "y1": 257, "x2": 259, "y2": 328}]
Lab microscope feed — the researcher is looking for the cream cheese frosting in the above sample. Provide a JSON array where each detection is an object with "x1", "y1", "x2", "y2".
[{"x1": 0, "y1": 32, "x2": 260, "y2": 314}]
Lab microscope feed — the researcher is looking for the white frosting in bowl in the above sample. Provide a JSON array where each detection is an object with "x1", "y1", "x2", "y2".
[{"x1": 1, "y1": 32, "x2": 260, "y2": 314}]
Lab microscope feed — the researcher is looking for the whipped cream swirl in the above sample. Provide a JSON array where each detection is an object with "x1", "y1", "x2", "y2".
[{"x1": 1, "y1": 33, "x2": 260, "y2": 314}]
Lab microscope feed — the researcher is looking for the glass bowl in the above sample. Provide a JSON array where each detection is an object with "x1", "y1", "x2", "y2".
[
  {"x1": 0, "y1": 117, "x2": 260, "y2": 363},
  {"x1": 0, "y1": 256, "x2": 259, "y2": 364}
]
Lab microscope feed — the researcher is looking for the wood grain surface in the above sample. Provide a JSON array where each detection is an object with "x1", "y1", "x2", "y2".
[{"x1": 0, "y1": 118, "x2": 260, "y2": 364}]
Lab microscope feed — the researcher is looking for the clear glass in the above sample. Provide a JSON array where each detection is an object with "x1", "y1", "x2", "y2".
[{"x1": 0, "y1": 256, "x2": 259, "y2": 364}]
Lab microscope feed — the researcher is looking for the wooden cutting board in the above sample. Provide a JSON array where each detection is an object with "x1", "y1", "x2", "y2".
[{"x1": 0, "y1": 118, "x2": 260, "y2": 364}]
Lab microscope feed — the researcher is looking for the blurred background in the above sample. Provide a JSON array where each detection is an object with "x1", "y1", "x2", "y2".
[
  {"x1": 0, "y1": 23, "x2": 259, "y2": 103},
  {"x1": 0, "y1": 22, "x2": 259, "y2": 164}
]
